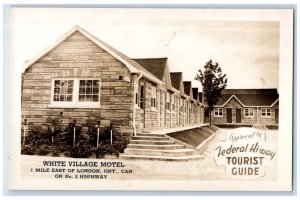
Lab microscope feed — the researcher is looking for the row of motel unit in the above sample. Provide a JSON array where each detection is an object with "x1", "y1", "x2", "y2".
[
  {"x1": 21, "y1": 26, "x2": 279, "y2": 136},
  {"x1": 207, "y1": 89, "x2": 279, "y2": 126}
]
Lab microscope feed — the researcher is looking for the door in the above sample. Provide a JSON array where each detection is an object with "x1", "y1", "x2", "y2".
[
  {"x1": 275, "y1": 109, "x2": 279, "y2": 124},
  {"x1": 227, "y1": 108, "x2": 232, "y2": 123},
  {"x1": 161, "y1": 91, "x2": 165, "y2": 127},
  {"x1": 157, "y1": 90, "x2": 160, "y2": 128},
  {"x1": 139, "y1": 83, "x2": 145, "y2": 129},
  {"x1": 236, "y1": 108, "x2": 241, "y2": 123}
]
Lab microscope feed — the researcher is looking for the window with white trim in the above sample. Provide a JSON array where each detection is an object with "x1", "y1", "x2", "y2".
[
  {"x1": 51, "y1": 78, "x2": 100, "y2": 108},
  {"x1": 244, "y1": 108, "x2": 254, "y2": 117},
  {"x1": 151, "y1": 86, "x2": 156, "y2": 108},
  {"x1": 79, "y1": 80, "x2": 100, "y2": 102},
  {"x1": 53, "y1": 80, "x2": 74, "y2": 102},
  {"x1": 261, "y1": 108, "x2": 271, "y2": 117},
  {"x1": 214, "y1": 108, "x2": 223, "y2": 117},
  {"x1": 171, "y1": 95, "x2": 175, "y2": 111}
]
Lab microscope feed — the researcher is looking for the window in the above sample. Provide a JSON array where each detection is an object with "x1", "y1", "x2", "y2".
[
  {"x1": 244, "y1": 108, "x2": 254, "y2": 117},
  {"x1": 171, "y1": 95, "x2": 175, "y2": 111},
  {"x1": 53, "y1": 80, "x2": 73, "y2": 102},
  {"x1": 79, "y1": 80, "x2": 99, "y2": 102},
  {"x1": 51, "y1": 78, "x2": 100, "y2": 108},
  {"x1": 151, "y1": 86, "x2": 156, "y2": 108},
  {"x1": 140, "y1": 84, "x2": 145, "y2": 109},
  {"x1": 214, "y1": 108, "x2": 223, "y2": 117},
  {"x1": 165, "y1": 92, "x2": 170, "y2": 110},
  {"x1": 261, "y1": 108, "x2": 271, "y2": 117}
]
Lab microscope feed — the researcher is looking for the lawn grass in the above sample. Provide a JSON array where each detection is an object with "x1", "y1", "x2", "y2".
[{"x1": 167, "y1": 126, "x2": 217, "y2": 148}]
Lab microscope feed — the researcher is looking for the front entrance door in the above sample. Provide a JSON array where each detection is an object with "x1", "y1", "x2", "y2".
[
  {"x1": 139, "y1": 83, "x2": 145, "y2": 129},
  {"x1": 275, "y1": 109, "x2": 279, "y2": 124},
  {"x1": 227, "y1": 108, "x2": 232, "y2": 123},
  {"x1": 236, "y1": 108, "x2": 241, "y2": 123}
]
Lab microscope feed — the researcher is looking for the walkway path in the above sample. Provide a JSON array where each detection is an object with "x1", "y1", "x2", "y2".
[{"x1": 147, "y1": 124, "x2": 208, "y2": 135}]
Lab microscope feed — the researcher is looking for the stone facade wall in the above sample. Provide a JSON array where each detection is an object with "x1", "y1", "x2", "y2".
[
  {"x1": 22, "y1": 31, "x2": 205, "y2": 137},
  {"x1": 22, "y1": 31, "x2": 134, "y2": 135}
]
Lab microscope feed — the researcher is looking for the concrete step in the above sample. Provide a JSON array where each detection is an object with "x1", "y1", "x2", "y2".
[
  {"x1": 124, "y1": 148, "x2": 196, "y2": 157},
  {"x1": 132, "y1": 136, "x2": 170, "y2": 141},
  {"x1": 127, "y1": 144, "x2": 185, "y2": 150},
  {"x1": 130, "y1": 140, "x2": 175, "y2": 145},
  {"x1": 119, "y1": 154, "x2": 203, "y2": 161}
]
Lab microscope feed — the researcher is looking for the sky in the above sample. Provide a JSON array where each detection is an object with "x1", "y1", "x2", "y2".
[{"x1": 9, "y1": 8, "x2": 279, "y2": 91}]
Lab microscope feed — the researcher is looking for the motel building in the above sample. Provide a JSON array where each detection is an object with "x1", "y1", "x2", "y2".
[
  {"x1": 21, "y1": 26, "x2": 279, "y2": 160},
  {"x1": 205, "y1": 89, "x2": 279, "y2": 128}
]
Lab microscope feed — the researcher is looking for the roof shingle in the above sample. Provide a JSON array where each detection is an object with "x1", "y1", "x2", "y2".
[
  {"x1": 213, "y1": 89, "x2": 279, "y2": 106},
  {"x1": 132, "y1": 58, "x2": 168, "y2": 81},
  {"x1": 183, "y1": 81, "x2": 192, "y2": 97},
  {"x1": 170, "y1": 72, "x2": 182, "y2": 90}
]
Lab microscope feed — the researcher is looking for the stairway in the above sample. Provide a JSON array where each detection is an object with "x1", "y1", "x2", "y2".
[{"x1": 119, "y1": 133, "x2": 202, "y2": 161}]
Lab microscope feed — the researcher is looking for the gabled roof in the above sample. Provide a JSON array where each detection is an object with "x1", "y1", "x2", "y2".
[
  {"x1": 22, "y1": 25, "x2": 163, "y2": 85},
  {"x1": 192, "y1": 88, "x2": 199, "y2": 101},
  {"x1": 183, "y1": 81, "x2": 192, "y2": 97},
  {"x1": 170, "y1": 72, "x2": 182, "y2": 91},
  {"x1": 170, "y1": 72, "x2": 187, "y2": 97},
  {"x1": 133, "y1": 57, "x2": 173, "y2": 90},
  {"x1": 213, "y1": 89, "x2": 279, "y2": 107},
  {"x1": 133, "y1": 58, "x2": 168, "y2": 81}
]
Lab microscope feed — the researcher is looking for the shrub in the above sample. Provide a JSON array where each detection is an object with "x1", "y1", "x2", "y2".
[
  {"x1": 91, "y1": 147, "x2": 105, "y2": 158},
  {"x1": 21, "y1": 121, "x2": 129, "y2": 158},
  {"x1": 21, "y1": 144, "x2": 36, "y2": 155},
  {"x1": 23, "y1": 131, "x2": 51, "y2": 146},
  {"x1": 101, "y1": 144, "x2": 119, "y2": 155},
  {"x1": 35, "y1": 144, "x2": 51, "y2": 155},
  {"x1": 63, "y1": 122, "x2": 82, "y2": 146},
  {"x1": 21, "y1": 131, "x2": 51, "y2": 155},
  {"x1": 49, "y1": 147, "x2": 61, "y2": 157},
  {"x1": 113, "y1": 140, "x2": 128, "y2": 154},
  {"x1": 70, "y1": 144, "x2": 92, "y2": 158},
  {"x1": 89, "y1": 126, "x2": 117, "y2": 146}
]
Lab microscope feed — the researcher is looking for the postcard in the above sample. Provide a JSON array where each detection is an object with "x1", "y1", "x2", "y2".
[{"x1": 7, "y1": 7, "x2": 293, "y2": 191}]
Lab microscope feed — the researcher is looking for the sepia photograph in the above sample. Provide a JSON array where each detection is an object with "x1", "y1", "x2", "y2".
[{"x1": 7, "y1": 7, "x2": 293, "y2": 191}]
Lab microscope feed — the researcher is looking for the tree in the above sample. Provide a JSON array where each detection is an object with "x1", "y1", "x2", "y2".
[{"x1": 195, "y1": 60, "x2": 228, "y2": 127}]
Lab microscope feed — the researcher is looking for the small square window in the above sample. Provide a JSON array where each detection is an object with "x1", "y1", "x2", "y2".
[
  {"x1": 261, "y1": 108, "x2": 271, "y2": 117},
  {"x1": 151, "y1": 86, "x2": 156, "y2": 108},
  {"x1": 53, "y1": 80, "x2": 74, "y2": 102},
  {"x1": 214, "y1": 108, "x2": 223, "y2": 117},
  {"x1": 78, "y1": 80, "x2": 100, "y2": 102},
  {"x1": 245, "y1": 108, "x2": 254, "y2": 117}
]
